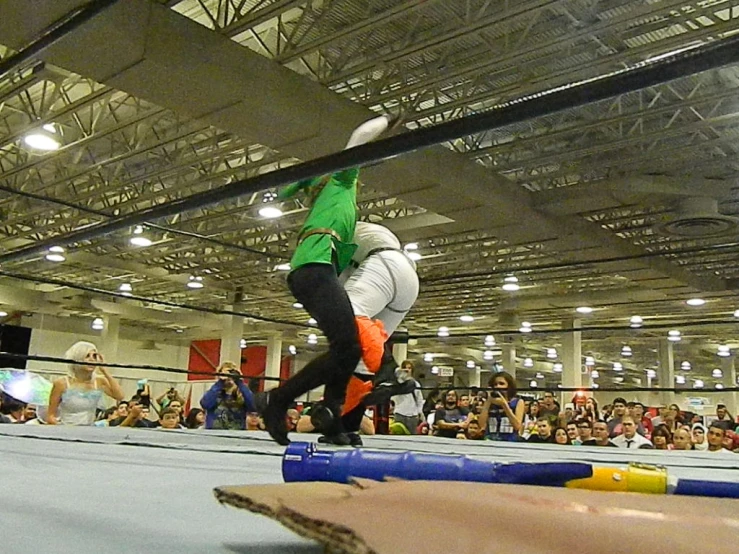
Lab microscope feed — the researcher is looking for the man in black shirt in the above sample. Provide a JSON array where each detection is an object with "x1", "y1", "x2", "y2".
[
  {"x1": 433, "y1": 389, "x2": 470, "y2": 438},
  {"x1": 526, "y1": 417, "x2": 555, "y2": 443},
  {"x1": 583, "y1": 420, "x2": 618, "y2": 447}
]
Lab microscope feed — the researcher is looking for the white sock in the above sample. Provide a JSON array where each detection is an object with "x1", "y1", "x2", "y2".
[{"x1": 344, "y1": 115, "x2": 390, "y2": 150}]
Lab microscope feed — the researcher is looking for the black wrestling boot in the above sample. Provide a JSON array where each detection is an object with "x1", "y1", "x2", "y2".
[
  {"x1": 311, "y1": 402, "x2": 350, "y2": 446},
  {"x1": 254, "y1": 391, "x2": 290, "y2": 446}
]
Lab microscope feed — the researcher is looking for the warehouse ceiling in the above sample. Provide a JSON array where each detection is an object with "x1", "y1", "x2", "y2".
[{"x1": 1, "y1": 0, "x2": 739, "y2": 390}]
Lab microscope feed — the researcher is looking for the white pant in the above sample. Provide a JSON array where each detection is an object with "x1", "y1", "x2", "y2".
[{"x1": 342, "y1": 250, "x2": 419, "y2": 336}]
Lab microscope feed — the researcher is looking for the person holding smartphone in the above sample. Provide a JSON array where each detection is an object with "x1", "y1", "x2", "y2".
[{"x1": 477, "y1": 371, "x2": 525, "y2": 442}]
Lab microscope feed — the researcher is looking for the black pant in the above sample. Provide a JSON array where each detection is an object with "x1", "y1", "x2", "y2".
[{"x1": 271, "y1": 264, "x2": 361, "y2": 409}]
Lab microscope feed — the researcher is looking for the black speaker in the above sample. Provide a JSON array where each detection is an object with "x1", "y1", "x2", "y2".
[{"x1": 0, "y1": 325, "x2": 32, "y2": 369}]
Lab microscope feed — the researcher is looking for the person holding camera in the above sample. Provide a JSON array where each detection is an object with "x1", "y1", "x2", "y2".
[
  {"x1": 477, "y1": 372, "x2": 524, "y2": 442},
  {"x1": 156, "y1": 386, "x2": 185, "y2": 410},
  {"x1": 200, "y1": 361, "x2": 255, "y2": 430}
]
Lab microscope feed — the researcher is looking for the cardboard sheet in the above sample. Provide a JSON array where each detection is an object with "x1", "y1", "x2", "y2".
[{"x1": 215, "y1": 480, "x2": 739, "y2": 554}]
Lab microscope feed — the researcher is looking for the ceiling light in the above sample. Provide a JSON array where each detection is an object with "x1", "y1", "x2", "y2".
[
  {"x1": 686, "y1": 298, "x2": 705, "y2": 306},
  {"x1": 712, "y1": 368, "x2": 723, "y2": 378},
  {"x1": 576, "y1": 306, "x2": 593, "y2": 314},
  {"x1": 546, "y1": 348, "x2": 557, "y2": 359},
  {"x1": 288, "y1": 345, "x2": 297, "y2": 355},
  {"x1": 175, "y1": 328, "x2": 184, "y2": 333},
  {"x1": 23, "y1": 125, "x2": 61, "y2": 151},
  {"x1": 0, "y1": 311, "x2": 7, "y2": 317},
  {"x1": 431, "y1": 366, "x2": 439, "y2": 375},
  {"x1": 404, "y1": 243, "x2": 418, "y2": 251},
  {"x1": 459, "y1": 315, "x2": 474, "y2": 322},
  {"x1": 694, "y1": 379, "x2": 704, "y2": 389},
  {"x1": 646, "y1": 369, "x2": 657, "y2": 378},
  {"x1": 407, "y1": 252, "x2": 422, "y2": 261},
  {"x1": 129, "y1": 225, "x2": 152, "y2": 247},
  {"x1": 591, "y1": 370, "x2": 599, "y2": 379},
  {"x1": 717, "y1": 345, "x2": 731, "y2": 357},
  {"x1": 523, "y1": 357, "x2": 534, "y2": 368},
  {"x1": 667, "y1": 330, "x2": 681, "y2": 342},
  {"x1": 423, "y1": 353, "x2": 433, "y2": 363},
  {"x1": 187, "y1": 275, "x2": 204, "y2": 289},
  {"x1": 437, "y1": 326, "x2": 449, "y2": 337},
  {"x1": 529, "y1": 380, "x2": 538, "y2": 388},
  {"x1": 466, "y1": 360, "x2": 476, "y2": 369},
  {"x1": 734, "y1": 309, "x2": 739, "y2": 318},
  {"x1": 535, "y1": 372, "x2": 544, "y2": 379},
  {"x1": 621, "y1": 345, "x2": 632, "y2": 357},
  {"x1": 519, "y1": 325, "x2": 532, "y2": 333},
  {"x1": 585, "y1": 356, "x2": 595, "y2": 366},
  {"x1": 680, "y1": 361, "x2": 691, "y2": 370},
  {"x1": 613, "y1": 362, "x2": 623, "y2": 371},
  {"x1": 275, "y1": 263, "x2": 291, "y2": 271},
  {"x1": 119, "y1": 283, "x2": 133, "y2": 296},
  {"x1": 91, "y1": 317, "x2": 104, "y2": 330},
  {"x1": 292, "y1": 302, "x2": 303, "y2": 309},
  {"x1": 307, "y1": 333, "x2": 318, "y2": 344},
  {"x1": 553, "y1": 362, "x2": 563, "y2": 373},
  {"x1": 629, "y1": 315, "x2": 643, "y2": 328},
  {"x1": 484, "y1": 335, "x2": 496, "y2": 347},
  {"x1": 45, "y1": 246, "x2": 66, "y2": 262},
  {"x1": 308, "y1": 317, "x2": 317, "y2": 325},
  {"x1": 502, "y1": 275, "x2": 520, "y2": 292},
  {"x1": 483, "y1": 350, "x2": 494, "y2": 361},
  {"x1": 614, "y1": 376, "x2": 624, "y2": 383},
  {"x1": 258, "y1": 206, "x2": 283, "y2": 219},
  {"x1": 592, "y1": 383, "x2": 599, "y2": 389},
  {"x1": 240, "y1": 339, "x2": 247, "y2": 349},
  {"x1": 716, "y1": 383, "x2": 724, "y2": 390}
]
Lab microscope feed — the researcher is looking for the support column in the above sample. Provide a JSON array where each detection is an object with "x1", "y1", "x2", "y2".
[
  {"x1": 392, "y1": 342, "x2": 408, "y2": 365},
  {"x1": 264, "y1": 334, "x2": 283, "y2": 391},
  {"x1": 725, "y1": 357, "x2": 738, "y2": 416},
  {"x1": 469, "y1": 367, "x2": 482, "y2": 388},
  {"x1": 101, "y1": 315, "x2": 120, "y2": 363},
  {"x1": 219, "y1": 308, "x2": 244, "y2": 368},
  {"x1": 500, "y1": 339, "x2": 516, "y2": 377},
  {"x1": 658, "y1": 338, "x2": 675, "y2": 405},
  {"x1": 561, "y1": 319, "x2": 582, "y2": 396}
]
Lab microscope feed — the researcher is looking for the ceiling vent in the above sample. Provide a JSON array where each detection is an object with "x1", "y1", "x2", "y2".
[{"x1": 654, "y1": 197, "x2": 738, "y2": 238}]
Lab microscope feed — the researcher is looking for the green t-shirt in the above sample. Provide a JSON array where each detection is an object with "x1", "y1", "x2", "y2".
[{"x1": 279, "y1": 169, "x2": 359, "y2": 274}]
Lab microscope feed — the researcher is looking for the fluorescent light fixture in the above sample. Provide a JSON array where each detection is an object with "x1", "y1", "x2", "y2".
[
  {"x1": 553, "y1": 362, "x2": 563, "y2": 373},
  {"x1": 423, "y1": 353, "x2": 433, "y2": 363},
  {"x1": 529, "y1": 380, "x2": 538, "y2": 388},
  {"x1": 404, "y1": 243, "x2": 418, "y2": 251},
  {"x1": 621, "y1": 345, "x2": 632, "y2": 357},
  {"x1": 686, "y1": 298, "x2": 705, "y2": 306},
  {"x1": 91, "y1": 317, "x2": 104, "y2": 330},
  {"x1": 646, "y1": 369, "x2": 657, "y2": 378},
  {"x1": 175, "y1": 328, "x2": 184, "y2": 333},
  {"x1": 431, "y1": 366, "x2": 439, "y2": 375},
  {"x1": 437, "y1": 326, "x2": 449, "y2": 337},
  {"x1": 629, "y1": 315, "x2": 643, "y2": 328},
  {"x1": 523, "y1": 357, "x2": 534, "y2": 368},
  {"x1": 307, "y1": 333, "x2": 318, "y2": 344},
  {"x1": 240, "y1": 339, "x2": 247, "y2": 349},
  {"x1": 407, "y1": 252, "x2": 422, "y2": 261},
  {"x1": 535, "y1": 372, "x2": 544, "y2": 379},
  {"x1": 308, "y1": 317, "x2": 317, "y2": 325},
  {"x1": 466, "y1": 360, "x2": 476, "y2": 369},
  {"x1": 585, "y1": 356, "x2": 595, "y2": 366},
  {"x1": 716, "y1": 383, "x2": 724, "y2": 390},
  {"x1": 734, "y1": 309, "x2": 739, "y2": 318},
  {"x1": 484, "y1": 335, "x2": 496, "y2": 347},
  {"x1": 592, "y1": 383, "x2": 599, "y2": 389},
  {"x1": 591, "y1": 370, "x2": 599, "y2": 379},
  {"x1": 275, "y1": 263, "x2": 291, "y2": 271},
  {"x1": 130, "y1": 225, "x2": 152, "y2": 247},
  {"x1": 694, "y1": 379, "x2": 704, "y2": 389},
  {"x1": 576, "y1": 306, "x2": 593, "y2": 314},
  {"x1": 613, "y1": 362, "x2": 623, "y2": 371},
  {"x1": 680, "y1": 361, "x2": 691, "y2": 370},
  {"x1": 712, "y1": 368, "x2": 723, "y2": 378},
  {"x1": 187, "y1": 275, "x2": 204, "y2": 289},
  {"x1": 717, "y1": 345, "x2": 731, "y2": 357},
  {"x1": 292, "y1": 302, "x2": 303, "y2": 309},
  {"x1": 502, "y1": 275, "x2": 520, "y2": 292},
  {"x1": 459, "y1": 315, "x2": 474, "y2": 322},
  {"x1": 546, "y1": 348, "x2": 557, "y2": 359},
  {"x1": 119, "y1": 283, "x2": 132, "y2": 292},
  {"x1": 45, "y1": 246, "x2": 65, "y2": 262},
  {"x1": 667, "y1": 330, "x2": 681, "y2": 342},
  {"x1": 483, "y1": 350, "x2": 494, "y2": 360},
  {"x1": 0, "y1": 311, "x2": 7, "y2": 317},
  {"x1": 258, "y1": 206, "x2": 283, "y2": 219},
  {"x1": 614, "y1": 376, "x2": 624, "y2": 383},
  {"x1": 288, "y1": 345, "x2": 297, "y2": 355},
  {"x1": 24, "y1": 125, "x2": 61, "y2": 151}
]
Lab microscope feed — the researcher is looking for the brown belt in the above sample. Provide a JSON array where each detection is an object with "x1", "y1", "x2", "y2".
[{"x1": 297, "y1": 227, "x2": 343, "y2": 246}]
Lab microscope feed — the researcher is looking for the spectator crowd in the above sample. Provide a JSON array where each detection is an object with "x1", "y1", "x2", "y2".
[{"x1": 2, "y1": 342, "x2": 739, "y2": 455}]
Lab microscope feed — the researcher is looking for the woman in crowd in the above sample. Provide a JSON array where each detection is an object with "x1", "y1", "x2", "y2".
[
  {"x1": 651, "y1": 424, "x2": 672, "y2": 450},
  {"x1": 519, "y1": 401, "x2": 540, "y2": 440},
  {"x1": 664, "y1": 403, "x2": 684, "y2": 434},
  {"x1": 692, "y1": 422, "x2": 709, "y2": 451},
  {"x1": 184, "y1": 407, "x2": 205, "y2": 429},
  {"x1": 478, "y1": 371, "x2": 524, "y2": 442},
  {"x1": 554, "y1": 427, "x2": 571, "y2": 445},
  {"x1": 46, "y1": 341, "x2": 124, "y2": 425},
  {"x1": 672, "y1": 426, "x2": 693, "y2": 450},
  {"x1": 582, "y1": 397, "x2": 600, "y2": 422}
]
